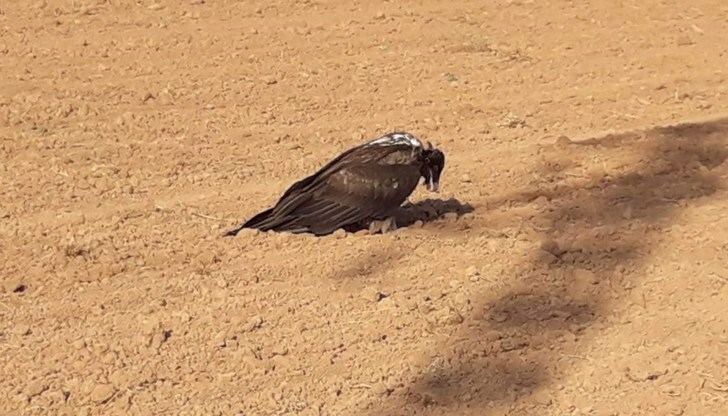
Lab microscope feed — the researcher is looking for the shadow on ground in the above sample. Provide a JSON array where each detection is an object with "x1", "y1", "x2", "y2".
[
  {"x1": 396, "y1": 198, "x2": 475, "y2": 228},
  {"x1": 363, "y1": 116, "x2": 728, "y2": 414},
  {"x1": 332, "y1": 198, "x2": 474, "y2": 280},
  {"x1": 341, "y1": 197, "x2": 474, "y2": 234}
]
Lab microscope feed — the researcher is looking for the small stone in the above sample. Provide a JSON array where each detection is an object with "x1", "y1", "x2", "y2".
[
  {"x1": 213, "y1": 331, "x2": 227, "y2": 348},
  {"x1": 12, "y1": 325, "x2": 31, "y2": 336},
  {"x1": 461, "y1": 174, "x2": 471, "y2": 183},
  {"x1": 374, "y1": 382, "x2": 394, "y2": 396},
  {"x1": 435, "y1": 306, "x2": 464, "y2": 326},
  {"x1": 555, "y1": 135, "x2": 572, "y2": 146},
  {"x1": 466, "y1": 266, "x2": 479, "y2": 277},
  {"x1": 540, "y1": 240, "x2": 565, "y2": 257},
  {"x1": 500, "y1": 337, "x2": 529, "y2": 352},
  {"x1": 369, "y1": 289, "x2": 389, "y2": 302},
  {"x1": 271, "y1": 346, "x2": 289, "y2": 356},
  {"x1": 260, "y1": 76, "x2": 277, "y2": 85},
  {"x1": 374, "y1": 12, "x2": 386, "y2": 20},
  {"x1": 150, "y1": 330, "x2": 171, "y2": 350},
  {"x1": 3, "y1": 277, "x2": 26, "y2": 294},
  {"x1": 90, "y1": 384, "x2": 115, "y2": 404},
  {"x1": 25, "y1": 380, "x2": 48, "y2": 397},
  {"x1": 418, "y1": 302, "x2": 434, "y2": 314},
  {"x1": 246, "y1": 315, "x2": 264, "y2": 331}
]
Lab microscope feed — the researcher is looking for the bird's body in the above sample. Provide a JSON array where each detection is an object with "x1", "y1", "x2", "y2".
[{"x1": 225, "y1": 132, "x2": 445, "y2": 236}]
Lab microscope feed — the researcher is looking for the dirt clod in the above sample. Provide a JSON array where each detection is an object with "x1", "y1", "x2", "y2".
[{"x1": 89, "y1": 384, "x2": 115, "y2": 404}]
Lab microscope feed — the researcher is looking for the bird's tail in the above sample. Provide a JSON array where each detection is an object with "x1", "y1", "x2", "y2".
[{"x1": 222, "y1": 208, "x2": 274, "y2": 237}]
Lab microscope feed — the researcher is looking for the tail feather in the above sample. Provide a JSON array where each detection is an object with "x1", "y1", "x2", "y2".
[
  {"x1": 223, "y1": 207, "x2": 274, "y2": 237},
  {"x1": 224, "y1": 207, "x2": 319, "y2": 236}
]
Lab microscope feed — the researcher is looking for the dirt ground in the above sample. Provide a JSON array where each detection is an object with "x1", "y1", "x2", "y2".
[{"x1": 2, "y1": 1, "x2": 728, "y2": 415}]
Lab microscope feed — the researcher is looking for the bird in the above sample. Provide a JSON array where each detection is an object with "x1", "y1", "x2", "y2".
[{"x1": 224, "y1": 131, "x2": 445, "y2": 237}]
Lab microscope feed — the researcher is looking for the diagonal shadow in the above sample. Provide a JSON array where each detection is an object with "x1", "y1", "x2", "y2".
[{"x1": 361, "y1": 116, "x2": 728, "y2": 414}]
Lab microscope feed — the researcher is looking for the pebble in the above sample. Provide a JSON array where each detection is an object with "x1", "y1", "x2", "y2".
[
  {"x1": 461, "y1": 174, "x2": 471, "y2": 183},
  {"x1": 270, "y1": 346, "x2": 289, "y2": 357},
  {"x1": 555, "y1": 135, "x2": 572, "y2": 146},
  {"x1": 368, "y1": 289, "x2": 389, "y2": 302},
  {"x1": 25, "y1": 380, "x2": 48, "y2": 398},
  {"x1": 246, "y1": 315, "x2": 264, "y2": 331},
  {"x1": 374, "y1": 382, "x2": 394, "y2": 396},
  {"x1": 540, "y1": 239, "x2": 565, "y2": 257},
  {"x1": 213, "y1": 331, "x2": 227, "y2": 348},
  {"x1": 435, "y1": 306, "x2": 464, "y2": 326},
  {"x1": 3, "y1": 277, "x2": 26, "y2": 294},
  {"x1": 12, "y1": 324, "x2": 31, "y2": 336},
  {"x1": 150, "y1": 331, "x2": 168, "y2": 350},
  {"x1": 90, "y1": 384, "x2": 115, "y2": 404},
  {"x1": 533, "y1": 195, "x2": 549, "y2": 206},
  {"x1": 260, "y1": 76, "x2": 277, "y2": 85}
]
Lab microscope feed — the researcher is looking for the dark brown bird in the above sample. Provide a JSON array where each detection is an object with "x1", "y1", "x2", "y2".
[{"x1": 224, "y1": 132, "x2": 445, "y2": 236}]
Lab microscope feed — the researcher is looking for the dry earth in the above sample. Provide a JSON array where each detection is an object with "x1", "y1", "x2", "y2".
[{"x1": 1, "y1": 1, "x2": 728, "y2": 415}]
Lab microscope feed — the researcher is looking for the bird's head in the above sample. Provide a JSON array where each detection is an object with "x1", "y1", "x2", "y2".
[{"x1": 420, "y1": 142, "x2": 445, "y2": 192}]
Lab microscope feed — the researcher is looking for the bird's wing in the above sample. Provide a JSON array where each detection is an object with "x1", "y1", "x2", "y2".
[
  {"x1": 272, "y1": 142, "x2": 369, "y2": 206},
  {"x1": 250, "y1": 144, "x2": 422, "y2": 234}
]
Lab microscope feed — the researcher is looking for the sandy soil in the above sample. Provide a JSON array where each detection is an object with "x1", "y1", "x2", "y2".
[{"x1": 2, "y1": 1, "x2": 728, "y2": 415}]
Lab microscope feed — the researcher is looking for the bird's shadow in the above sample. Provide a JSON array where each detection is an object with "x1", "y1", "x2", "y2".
[
  {"x1": 396, "y1": 198, "x2": 475, "y2": 227},
  {"x1": 342, "y1": 198, "x2": 474, "y2": 234}
]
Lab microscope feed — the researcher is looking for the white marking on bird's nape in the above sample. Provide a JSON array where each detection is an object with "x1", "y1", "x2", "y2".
[{"x1": 366, "y1": 132, "x2": 423, "y2": 148}]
